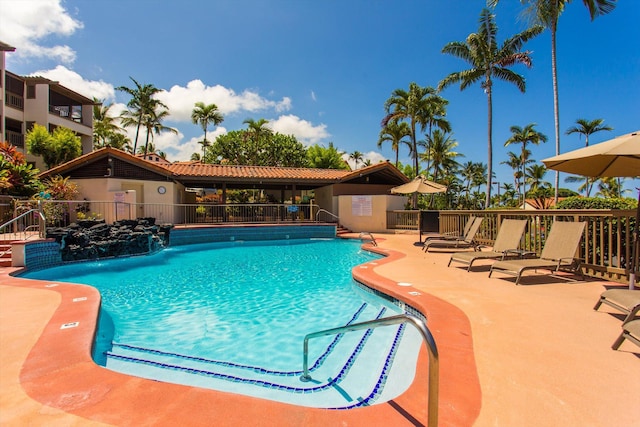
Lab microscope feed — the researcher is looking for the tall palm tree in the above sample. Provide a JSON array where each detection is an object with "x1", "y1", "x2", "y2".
[
  {"x1": 191, "y1": 102, "x2": 224, "y2": 161},
  {"x1": 117, "y1": 77, "x2": 168, "y2": 155},
  {"x1": 596, "y1": 177, "x2": 627, "y2": 198},
  {"x1": 377, "y1": 120, "x2": 411, "y2": 168},
  {"x1": 501, "y1": 150, "x2": 525, "y2": 198},
  {"x1": 489, "y1": 0, "x2": 617, "y2": 203},
  {"x1": 439, "y1": 9, "x2": 543, "y2": 208},
  {"x1": 504, "y1": 123, "x2": 548, "y2": 204},
  {"x1": 140, "y1": 108, "x2": 177, "y2": 158},
  {"x1": 566, "y1": 118, "x2": 612, "y2": 147},
  {"x1": 564, "y1": 174, "x2": 597, "y2": 197},
  {"x1": 382, "y1": 82, "x2": 432, "y2": 177},
  {"x1": 349, "y1": 150, "x2": 364, "y2": 170},
  {"x1": 419, "y1": 88, "x2": 451, "y2": 174}
]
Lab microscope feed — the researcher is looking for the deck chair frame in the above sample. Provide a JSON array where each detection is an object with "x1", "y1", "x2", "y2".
[
  {"x1": 612, "y1": 319, "x2": 640, "y2": 351},
  {"x1": 594, "y1": 289, "x2": 640, "y2": 323},
  {"x1": 424, "y1": 217, "x2": 483, "y2": 253},
  {"x1": 488, "y1": 221, "x2": 586, "y2": 285},
  {"x1": 448, "y1": 219, "x2": 527, "y2": 271},
  {"x1": 423, "y1": 216, "x2": 476, "y2": 245}
]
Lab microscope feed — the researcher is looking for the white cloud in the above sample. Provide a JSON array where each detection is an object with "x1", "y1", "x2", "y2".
[
  {"x1": 311, "y1": 91, "x2": 317, "y2": 101},
  {"x1": 269, "y1": 114, "x2": 329, "y2": 146},
  {"x1": 30, "y1": 65, "x2": 115, "y2": 101},
  {"x1": 155, "y1": 79, "x2": 292, "y2": 122},
  {"x1": 0, "y1": 0, "x2": 83, "y2": 63}
]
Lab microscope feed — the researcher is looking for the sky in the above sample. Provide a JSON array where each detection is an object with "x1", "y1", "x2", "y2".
[{"x1": 1, "y1": 0, "x2": 638, "y2": 194}]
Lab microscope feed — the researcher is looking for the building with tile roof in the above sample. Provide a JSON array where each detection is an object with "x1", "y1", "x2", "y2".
[{"x1": 39, "y1": 148, "x2": 411, "y2": 231}]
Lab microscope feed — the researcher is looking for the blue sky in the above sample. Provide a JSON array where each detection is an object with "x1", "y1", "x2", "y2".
[{"x1": 1, "y1": 0, "x2": 638, "y2": 193}]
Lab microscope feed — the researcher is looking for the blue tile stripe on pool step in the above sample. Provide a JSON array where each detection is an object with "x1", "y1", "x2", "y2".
[
  {"x1": 105, "y1": 323, "x2": 405, "y2": 407},
  {"x1": 104, "y1": 308, "x2": 403, "y2": 400}
]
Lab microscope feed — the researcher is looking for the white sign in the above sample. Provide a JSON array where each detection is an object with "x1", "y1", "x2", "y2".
[{"x1": 352, "y1": 196, "x2": 372, "y2": 216}]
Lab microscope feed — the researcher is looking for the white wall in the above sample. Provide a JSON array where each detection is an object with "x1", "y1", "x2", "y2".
[{"x1": 337, "y1": 195, "x2": 406, "y2": 232}]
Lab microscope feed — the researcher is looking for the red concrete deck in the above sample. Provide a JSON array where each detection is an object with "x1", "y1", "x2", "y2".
[{"x1": 1, "y1": 232, "x2": 638, "y2": 426}]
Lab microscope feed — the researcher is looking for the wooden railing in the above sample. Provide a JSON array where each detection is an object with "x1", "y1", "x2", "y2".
[
  {"x1": 439, "y1": 209, "x2": 638, "y2": 283},
  {"x1": 386, "y1": 210, "x2": 419, "y2": 230}
]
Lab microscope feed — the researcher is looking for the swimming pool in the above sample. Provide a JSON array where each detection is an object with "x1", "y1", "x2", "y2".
[{"x1": 21, "y1": 238, "x2": 422, "y2": 408}]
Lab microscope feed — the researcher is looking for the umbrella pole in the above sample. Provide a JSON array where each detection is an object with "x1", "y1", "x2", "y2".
[{"x1": 629, "y1": 190, "x2": 640, "y2": 290}]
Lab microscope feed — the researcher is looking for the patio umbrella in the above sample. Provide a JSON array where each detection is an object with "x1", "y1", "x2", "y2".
[
  {"x1": 542, "y1": 130, "x2": 640, "y2": 289},
  {"x1": 390, "y1": 175, "x2": 447, "y2": 195}
]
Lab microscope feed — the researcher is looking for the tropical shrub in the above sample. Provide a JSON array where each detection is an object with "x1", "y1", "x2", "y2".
[{"x1": 554, "y1": 197, "x2": 637, "y2": 210}]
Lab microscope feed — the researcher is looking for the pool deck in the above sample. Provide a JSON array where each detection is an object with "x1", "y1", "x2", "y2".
[{"x1": 1, "y1": 232, "x2": 639, "y2": 426}]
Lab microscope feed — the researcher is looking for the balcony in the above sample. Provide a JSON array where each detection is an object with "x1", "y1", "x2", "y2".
[
  {"x1": 5, "y1": 93, "x2": 24, "y2": 110},
  {"x1": 5, "y1": 130, "x2": 24, "y2": 148}
]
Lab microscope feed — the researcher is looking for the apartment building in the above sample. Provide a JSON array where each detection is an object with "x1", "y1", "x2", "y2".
[{"x1": 1, "y1": 41, "x2": 94, "y2": 170}]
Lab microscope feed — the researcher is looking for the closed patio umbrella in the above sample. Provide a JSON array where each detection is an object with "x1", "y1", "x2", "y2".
[
  {"x1": 542, "y1": 130, "x2": 640, "y2": 289},
  {"x1": 390, "y1": 175, "x2": 447, "y2": 195}
]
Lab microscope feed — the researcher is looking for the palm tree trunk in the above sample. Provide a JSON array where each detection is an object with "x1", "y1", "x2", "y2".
[
  {"x1": 551, "y1": 20, "x2": 560, "y2": 204},
  {"x1": 485, "y1": 80, "x2": 493, "y2": 209}
]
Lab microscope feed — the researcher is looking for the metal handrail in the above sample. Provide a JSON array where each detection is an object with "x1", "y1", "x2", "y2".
[
  {"x1": 359, "y1": 232, "x2": 377, "y2": 246},
  {"x1": 315, "y1": 208, "x2": 339, "y2": 223},
  {"x1": 0, "y1": 208, "x2": 46, "y2": 240},
  {"x1": 300, "y1": 314, "x2": 439, "y2": 427}
]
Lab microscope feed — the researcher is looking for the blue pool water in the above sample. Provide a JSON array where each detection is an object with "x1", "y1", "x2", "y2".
[{"x1": 21, "y1": 238, "x2": 421, "y2": 408}]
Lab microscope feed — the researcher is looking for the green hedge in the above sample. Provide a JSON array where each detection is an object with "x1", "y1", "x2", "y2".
[{"x1": 554, "y1": 197, "x2": 637, "y2": 210}]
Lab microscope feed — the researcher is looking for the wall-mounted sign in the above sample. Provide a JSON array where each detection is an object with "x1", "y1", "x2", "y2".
[{"x1": 352, "y1": 196, "x2": 372, "y2": 216}]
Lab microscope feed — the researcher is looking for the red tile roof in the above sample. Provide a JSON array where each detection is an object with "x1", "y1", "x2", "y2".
[{"x1": 164, "y1": 162, "x2": 349, "y2": 181}]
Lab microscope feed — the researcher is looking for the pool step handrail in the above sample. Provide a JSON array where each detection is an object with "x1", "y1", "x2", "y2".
[
  {"x1": 300, "y1": 313, "x2": 439, "y2": 427},
  {"x1": 315, "y1": 208, "x2": 339, "y2": 223},
  {"x1": 359, "y1": 232, "x2": 377, "y2": 246},
  {"x1": 0, "y1": 208, "x2": 46, "y2": 241}
]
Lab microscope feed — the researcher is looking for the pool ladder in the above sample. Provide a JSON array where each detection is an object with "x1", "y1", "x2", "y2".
[{"x1": 300, "y1": 314, "x2": 438, "y2": 427}]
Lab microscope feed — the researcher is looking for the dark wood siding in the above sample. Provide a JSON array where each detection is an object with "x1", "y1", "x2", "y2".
[{"x1": 68, "y1": 157, "x2": 171, "y2": 181}]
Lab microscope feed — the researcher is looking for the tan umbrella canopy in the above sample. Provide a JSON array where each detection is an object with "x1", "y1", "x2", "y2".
[
  {"x1": 542, "y1": 130, "x2": 640, "y2": 289},
  {"x1": 542, "y1": 130, "x2": 640, "y2": 177},
  {"x1": 390, "y1": 175, "x2": 447, "y2": 195}
]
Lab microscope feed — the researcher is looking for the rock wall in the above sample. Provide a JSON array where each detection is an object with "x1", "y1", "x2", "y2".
[{"x1": 46, "y1": 218, "x2": 173, "y2": 262}]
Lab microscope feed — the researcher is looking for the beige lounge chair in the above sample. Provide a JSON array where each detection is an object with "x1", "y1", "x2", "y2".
[
  {"x1": 594, "y1": 289, "x2": 640, "y2": 323},
  {"x1": 448, "y1": 219, "x2": 527, "y2": 271},
  {"x1": 489, "y1": 221, "x2": 586, "y2": 285},
  {"x1": 612, "y1": 319, "x2": 640, "y2": 351},
  {"x1": 423, "y1": 216, "x2": 476, "y2": 246},
  {"x1": 424, "y1": 217, "x2": 483, "y2": 252}
]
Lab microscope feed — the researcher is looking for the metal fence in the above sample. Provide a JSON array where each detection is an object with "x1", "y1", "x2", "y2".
[{"x1": 14, "y1": 200, "x2": 320, "y2": 227}]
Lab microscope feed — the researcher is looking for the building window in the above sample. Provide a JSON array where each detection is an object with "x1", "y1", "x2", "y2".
[{"x1": 26, "y1": 85, "x2": 36, "y2": 99}]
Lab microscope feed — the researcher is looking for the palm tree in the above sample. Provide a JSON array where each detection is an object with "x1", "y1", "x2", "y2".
[
  {"x1": 501, "y1": 150, "x2": 525, "y2": 199},
  {"x1": 419, "y1": 88, "x2": 451, "y2": 174},
  {"x1": 489, "y1": 0, "x2": 617, "y2": 203},
  {"x1": 504, "y1": 123, "x2": 548, "y2": 204},
  {"x1": 421, "y1": 130, "x2": 461, "y2": 184},
  {"x1": 564, "y1": 174, "x2": 597, "y2": 197},
  {"x1": 191, "y1": 102, "x2": 224, "y2": 162},
  {"x1": 349, "y1": 150, "x2": 364, "y2": 169},
  {"x1": 566, "y1": 118, "x2": 612, "y2": 147},
  {"x1": 377, "y1": 120, "x2": 411, "y2": 168},
  {"x1": 596, "y1": 177, "x2": 627, "y2": 198},
  {"x1": 243, "y1": 118, "x2": 272, "y2": 165},
  {"x1": 382, "y1": 82, "x2": 432, "y2": 177},
  {"x1": 117, "y1": 77, "x2": 168, "y2": 155},
  {"x1": 140, "y1": 108, "x2": 177, "y2": 159},
  {"x1": 526, "y1": 163, "x2": 551, "y2": 192},
  {"x1": 439, "y1": 9, "x2": 543, "y2": 208},
  {"x1": 92, "y1": 98, "x2": 124, "y2": 149}
]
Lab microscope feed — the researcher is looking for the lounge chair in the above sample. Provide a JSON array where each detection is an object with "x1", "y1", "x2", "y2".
[
  {"x1": 612, "y1": 319, "x2": 640, "y2": 351},
  {"x1": 448, "y1": 219, "x2": 528, "y2": 271},
  {"x1": 593, "y1": 289, "x2": 640, "y2": 323},
  {"x1": 489, "y1": 221, "x2": 586, "y2": 285},
  {"x1": 424, "y1": 217, "x2": 483, "y2": 253},
  {"x1": 423, "y1": 216, "x2": 476, "y2": 245}
]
